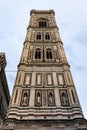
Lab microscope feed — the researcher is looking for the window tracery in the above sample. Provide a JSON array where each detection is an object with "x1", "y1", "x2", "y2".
[
  {"x1": 45, "y1": 33, "x2": 50, "y2": 40},
  {"x1": 36, "y1": 33, "x2": 41, "y2": 40},
  {"x1": 35, "y1": 49, "x2": 41, "y2": 59},
  {"x1": 33, "y1": 47, "x2": 55, "y2": 61},
  {"x1": 39, "y1": 21, "x2": 47, "y2": 28},
  {"x1": 46, "y1": 49, "x2": 53, "y2": 59}
]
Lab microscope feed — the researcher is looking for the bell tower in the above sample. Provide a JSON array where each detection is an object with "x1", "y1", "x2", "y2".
[{"x1": 4, "y1": 10, "x2": 87, "y2": 130}]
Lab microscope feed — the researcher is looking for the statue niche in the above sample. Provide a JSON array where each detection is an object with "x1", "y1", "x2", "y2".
[
  {"x1": 60, "y1": 90, "x2": 69, "y2": 106},
  {"x1": 21, "y1": 90, "x2": 29, "y2": 106},
  {"x1": 48, "y1": 91, "x2": 55, "y2": 106},
  {"x1": 35, "y1": 90, "x2": 42, "y2": 106}
]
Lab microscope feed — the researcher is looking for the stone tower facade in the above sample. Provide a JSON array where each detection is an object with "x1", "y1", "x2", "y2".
[
  {"x1": 4, "y1": 10, "x2": 87, "y2": 130},
  {"x1": 0, "y1": 53, "x2": 10, "y2": 128}
]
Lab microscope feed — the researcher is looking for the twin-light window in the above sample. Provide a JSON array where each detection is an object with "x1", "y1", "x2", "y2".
[
  {"x1": 35, "y1": 49, "x2": 53, "y2": 60},
  {"x1": 36, "y1": 33, "x2": 50, "y2": 41}
]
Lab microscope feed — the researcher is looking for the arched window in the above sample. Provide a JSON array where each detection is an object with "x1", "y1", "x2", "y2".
[
  {"x1": 46, "y1": 49, "x2": 53, "y2": 59},
  {"x1": 36, "y1": 34, "x2": 41, "y2": 40},
  {"x1": 45, "y1": 33, "x2": 50, "y2": 40},
  {"x1": 35, "y1": 49, "x2": 41, "y2": 59},
  {"x1": 39, "y1": 21, "x2": 47, "y2": 28}
]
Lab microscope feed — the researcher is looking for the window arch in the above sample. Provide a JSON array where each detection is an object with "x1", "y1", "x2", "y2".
[
  {"x1": 45, "y1": 33, "x2": 50, "y2": 40},
  {"x1": 37, "y1": 34, "x2": 41, "y2": 40},
  {"x1": 35, "y1": 49, "x2": 41, "y2": 59},
  {"x1": 36, "y1": 32, "x2": 42, "y2": 40},
  {"x1": 39, "y1": 21, "x2": 47, "y2": 28},
  {"x1": 46, "y1": 49, "x2": 53, "y2": 59},
  {"x1": 38, "y1": 18, "x2": 48, "y2": 28}
]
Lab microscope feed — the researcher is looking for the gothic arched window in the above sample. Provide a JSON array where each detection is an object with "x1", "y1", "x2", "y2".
[
  {"x1": 45, "y1": 33, "x2": 50, "y2": 40},
  {"x1": 46, "y1": 49, "x2": 53, "y2": 59},
  {"x1": 36, "y1": 34, "x2": 41, "y2": 40},
  {"x1": 39, "y1": 21, "x2": 47, "y2": 28},
  {"x1": 35, "y1": 49, "x2": 41, "y2": 59}
]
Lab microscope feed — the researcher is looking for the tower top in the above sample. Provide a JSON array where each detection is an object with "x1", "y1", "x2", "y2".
[{"x1": 30, "y1": 9, "x2": 55, "y2": 16}]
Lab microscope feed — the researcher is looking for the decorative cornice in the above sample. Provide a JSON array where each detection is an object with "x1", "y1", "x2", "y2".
[
  {"x1": 30, "y1": 9, "x2": 55, "y2": 16},
  {"x1": 18, "y1": 62, "x2": 70, "y2": 68}
]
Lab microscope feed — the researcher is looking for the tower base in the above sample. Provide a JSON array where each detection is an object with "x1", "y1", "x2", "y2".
[{"x1": 3, "y1": 118, "x2": 87, "y2": 130}]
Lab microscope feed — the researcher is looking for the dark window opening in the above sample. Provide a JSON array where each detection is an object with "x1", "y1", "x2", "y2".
[
  {"x1": 46, "y1": 50, "x2": 52, "y2": 59},
  {"x1": 35, "y1": 50, "x2": 41, "y2": 59},
  {"x1": 45, "y1": 34, "x2": 50, "y2": 40},
  {"x1": 36, "y1": 34, "x2": 41, "y2": 40},
  {"x1": 39, "y1": 21, "x2": 47, "y2": 28}
]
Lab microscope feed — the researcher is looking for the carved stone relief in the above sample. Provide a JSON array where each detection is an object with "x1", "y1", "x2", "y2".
[
  {"x1": 24, "y1": 73, "x2": 32, "y2": 86},
  {"x1": 36, "y1": 73, "x2": 42, "y2": 86},
  {"x1": 59, "y1": 89, "x2": 70, "y2": 106},
  {"x1": 28, "y1": 51, "x2": 33, "y2": 61},
  {"x1": 35, "y1": 89, "x2": 55, "y2": 107},
  {"x1": 47, "y1": 90, "x2": 55, "y2": 106},
  {"x1": 47, "y1": 73, "x2": 53, "y2": 86},
  {"x1": 20, "y1": 90, "x2": 30, "y2": 106},
  {"x1": 57, "y1": 74, "x2": 64, "y2": 86},
  {"x1": 30, "y1": 31, "x2": 35, "y2": 42},
  {"x1": 35, "y1": 90, "x2": 42, "y2": 106},
  {"x1": 51, "y1": 31, "x2": 56, "y2": 42}
]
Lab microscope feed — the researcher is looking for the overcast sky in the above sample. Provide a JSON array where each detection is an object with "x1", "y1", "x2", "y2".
[{"x1": 0, "y1": 0, "x2": 87, "y2": 119}]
